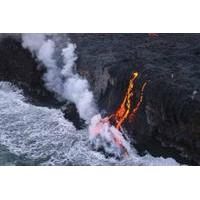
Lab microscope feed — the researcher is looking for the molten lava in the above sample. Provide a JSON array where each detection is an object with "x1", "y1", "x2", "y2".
[
  {"x1": 89, "y1": 71, "x2": 147, "y2": 158},
  {"x1": 110, "y1": 71, "x2": 147, "y2": 130},
  {"x1": 129, "y1": 81, "x2": 147, "y2": 121},
  {"x1": 114, "y1": 72, "x2": 138, "y2": 129}
]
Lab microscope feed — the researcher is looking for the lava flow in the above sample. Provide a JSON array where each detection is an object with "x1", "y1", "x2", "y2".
[
  {"x1": 129, "y1": 81, "x2": 147, "y2": 121},
  {"x1": 110, "y1": 71, "x2": 147, "y2": 130},
  {"x1": 89, "y1": 71, "x2": 147, "y2": 158},
  {"x1": 113, "y1": 72, "x2": 139, "y2": 130}
]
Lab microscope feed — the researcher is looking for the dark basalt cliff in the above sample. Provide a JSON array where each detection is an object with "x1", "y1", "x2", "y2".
[
  {"x1": 70, "y1": 34, "x2": 200, "y2": 165},
  {"x1": 0, "y1": 37, "x2": 85, "y2": 129},
  {"x1": 0, "y1": 34, "x2": 200, "y2": 165},
  {"x1": 0, "y1": 37, "x2": 57, "y2": 106}
]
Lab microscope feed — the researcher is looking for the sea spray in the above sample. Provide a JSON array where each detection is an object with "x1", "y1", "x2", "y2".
[
  {"x1": 89, "y1": 114, "x2": 131, "y2": 158},
  {"x1": 22, "y1": 34, "x2": 131, "y2": 157},
  {"x1": 0, "y1": 81, "x2": 179, "y2": 165}
]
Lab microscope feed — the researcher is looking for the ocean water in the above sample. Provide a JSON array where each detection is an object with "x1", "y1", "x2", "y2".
[{"x1": 0, "y1": 82, "x2": 179, "y2": 166}]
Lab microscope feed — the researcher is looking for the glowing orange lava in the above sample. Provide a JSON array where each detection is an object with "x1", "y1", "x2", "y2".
[
  {"x1": 110, "y1": 71, "x2": 147, "y2": 130},
  {"x1": 89, "y1": 71, "x2": 147, "y2": 157},
  {"x1": 129, "y1": 81, "x2": 147, "y2": 121},
  {"x1": 114, "y1": 72, "x2": 138, "y2": 129}
]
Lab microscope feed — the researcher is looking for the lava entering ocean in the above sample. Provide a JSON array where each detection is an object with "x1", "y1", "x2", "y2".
[{"x1": 89, "y1": 71, "x2": 147, "y2": 158}]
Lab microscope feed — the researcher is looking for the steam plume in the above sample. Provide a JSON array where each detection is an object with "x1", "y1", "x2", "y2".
[{"x1": 21, "y1": 34, "x2": 97, "y2": 122}]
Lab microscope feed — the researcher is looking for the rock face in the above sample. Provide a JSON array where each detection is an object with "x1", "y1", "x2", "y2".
[
  {"x1": 0, "y1": 36, "x2": 58, "y2": 106},
  {"x1": 0, "y1": 34, "x2": 200, "y2": 165},
  {"x1": 70, "y1": 34, "x2": 200, "y2": 165},
  {"x1": 0, "y1": 36, "x2": 85, "y2": 129}
]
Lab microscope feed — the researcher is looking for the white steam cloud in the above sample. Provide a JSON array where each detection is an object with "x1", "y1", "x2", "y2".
[
  {"x1": 21, "y1": 33, "x2": 97, "y2": 122},
  {"x1": 89, "y1": 114, "x2": 131, "y2": 158}
]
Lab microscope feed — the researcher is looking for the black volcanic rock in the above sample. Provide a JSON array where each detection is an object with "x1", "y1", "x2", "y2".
[
  {"x1": 0, "y1": 36, "x2": 84, "y2": 129},
  {"x1": 0, "y1": 34, "x2": 200, "y2": 164},
  {"x1": 61, "y1": 102, "x2": 86, "y2": 129},
  {"x1": 70, "y1": 33, "x2": 200, "y2": 164},
  {"x1": 0, "y1": 36, "x2": 58, "y2": 106}
]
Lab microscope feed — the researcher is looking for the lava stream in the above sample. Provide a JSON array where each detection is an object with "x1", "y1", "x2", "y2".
[
  {"x1": 114, "y1": 72, "x2": 138, "y2": 130},
  {"x1": 89, "y1": 71, "x2": 147, "y2": 158}
]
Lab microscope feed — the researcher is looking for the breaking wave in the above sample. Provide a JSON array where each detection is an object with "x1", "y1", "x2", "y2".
[{"x1": 0, "y1": 82, "x2": 179, "y2": 165}]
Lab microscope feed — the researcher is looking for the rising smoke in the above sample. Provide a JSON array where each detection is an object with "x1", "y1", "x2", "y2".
[
  {"x1": 89, "y1": 114, "x2": 131, "y2": 158},
  {"x1": 21, "y1": 34, "x2": 97, "y2": 122},
  {"x1": 21, "y1": 34, "x2": 129, "y2": 158}
]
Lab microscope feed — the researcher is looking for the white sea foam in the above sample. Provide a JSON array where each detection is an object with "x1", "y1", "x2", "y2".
[
  {"x1": 89, "y1": 114, "x2": 131, "y2": 158},
  {"x1": 0, "y1": 82, "x2": 179, "y2": 166}
]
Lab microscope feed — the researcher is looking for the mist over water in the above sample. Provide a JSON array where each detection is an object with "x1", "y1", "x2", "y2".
[
  {"x1": 0, "y1": 34, "x2": 181, "y2": 165},
  {"x1": 0, "y1": 82, "x2": 179, "y2": 165}
]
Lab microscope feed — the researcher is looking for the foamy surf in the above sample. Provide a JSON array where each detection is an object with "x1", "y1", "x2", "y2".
[{"x1": 0, "y1": 82, "x2": 179, "y2": 165}]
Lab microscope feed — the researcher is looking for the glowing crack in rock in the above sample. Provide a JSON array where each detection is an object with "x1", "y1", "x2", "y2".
[{"x1": 89, "y1": 71, "x2": 147, "y2": 158}]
